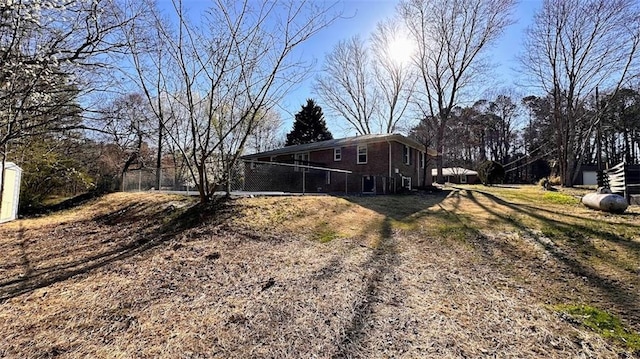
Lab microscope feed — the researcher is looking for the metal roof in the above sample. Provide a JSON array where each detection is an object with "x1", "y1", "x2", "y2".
[
  {"x1": 242, "y1": 133, "x2": 438, "y2": 159},
  {"x1": 431, "y1": 167, "x2": 478, "y2": 176}
]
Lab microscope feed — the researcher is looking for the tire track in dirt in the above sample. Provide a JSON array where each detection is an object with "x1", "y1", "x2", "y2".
[
  {"x1": 332, "y1": 201, "x2": 626, "y2": 358},
  {"x1": 333, "y1": 216, "x2": 400, "y2": 358}
]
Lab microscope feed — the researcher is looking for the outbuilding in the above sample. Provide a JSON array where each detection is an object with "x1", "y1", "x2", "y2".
[
  {"x1": 1, "y1": 162, "x2": 22, "y2": 223},
  {"x1": 432, "y1": 167, "x2": 479, "y2": 184}
]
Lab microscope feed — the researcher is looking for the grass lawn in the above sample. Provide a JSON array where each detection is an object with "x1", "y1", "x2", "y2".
[{"x1": 0, "y1": 186, "x2": 639, "y2": 358}]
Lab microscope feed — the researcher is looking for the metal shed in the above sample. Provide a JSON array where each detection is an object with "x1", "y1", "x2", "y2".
[{"x1": 1, "y1": 162, "x2": 22, "y2": 223}]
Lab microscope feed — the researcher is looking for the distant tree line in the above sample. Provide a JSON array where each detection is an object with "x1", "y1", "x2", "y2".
[
  {"x1": 315, "y1": 0, "x2": 640, "y2": 187},
  {"x1": 408, "y1": 86, "x2": 640, "y2": 185}
]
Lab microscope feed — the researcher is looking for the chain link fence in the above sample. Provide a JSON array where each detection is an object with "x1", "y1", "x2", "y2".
[
  {"x1": 243, "y1": 160, "x2": 400, "y2": 195},
  {"x1": 243, "y1": 160, "x2": 351, "y2": 194},
  {"x1": 122, "y1": 166, "x2": 197, "y2": 193},
  {"x1": 123, "y1": 161, "x2": 403, "y2": 195}
]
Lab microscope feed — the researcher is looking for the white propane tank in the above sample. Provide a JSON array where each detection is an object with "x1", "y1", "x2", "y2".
[{"x1": 582, "y1": 193, "x2": 628, "y2": 214}]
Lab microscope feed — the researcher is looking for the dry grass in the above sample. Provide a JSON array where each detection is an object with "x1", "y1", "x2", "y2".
[
  {"x1": 0, "y1": 188, "x2": 638, "y2": 358},
  {"x1": 442, "y1": 185, "x2": 640, "y2": 340}
]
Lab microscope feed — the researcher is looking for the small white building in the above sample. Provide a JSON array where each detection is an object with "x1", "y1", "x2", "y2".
[
  {"x1": 1, "y1": 162, "x2": 22, "y2": 223},
  {"x1": 432, "y1": 167, "x2": 479, "y2": 184}
]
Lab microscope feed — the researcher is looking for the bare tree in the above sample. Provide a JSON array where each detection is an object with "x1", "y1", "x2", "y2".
[
  {"x1": 315, "y1": 36, "x2": 378, "y2": 135},
  {"x1": 0, "y1": 0, "x2": 143, "y2": 213},
  {"x1": 117, "y1": 1, "x2": 178, "y2": 191},
  {"x1": 522, "y1": 0, "x2": 640, "y2": 186},
  {"x1": 399, "y1": 0, "x2": 516, "y2": 183},
  {"x1": 247, "y1": 110, "x2": 283, "y2": 154},
  {"x1": 123, "y1": 0, "x2": 338, "y2": 202},
  {"x1": 316, "y1": 20, "x2": 416, "y2": 135},
  {"x1": 370, "y1": 19, "x2": 417, "y2": 133},
  {"x1": 98, "y1": 93, "x2": 155, "y2": 189}
]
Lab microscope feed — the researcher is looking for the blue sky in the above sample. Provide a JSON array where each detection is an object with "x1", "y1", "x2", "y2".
[
  {"x1": 158, "y1": 0, "x2": 542, "y2": 137},
  {"x1": 278, "y1": 1, "x2": 400, "y2": 120},
  {"x1": 278, "y1": 0, "x2": 542, "y2": 136}
]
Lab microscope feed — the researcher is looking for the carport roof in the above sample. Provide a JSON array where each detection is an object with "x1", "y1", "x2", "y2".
[{"x1": 431, "y1": 167, "x2": 478, "y2": 176}]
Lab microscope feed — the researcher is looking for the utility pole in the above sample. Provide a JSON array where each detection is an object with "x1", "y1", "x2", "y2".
[
  {"x1": 596, "y1": 87, "x2": 602, "y2": 170},
  {"x1": 596, "y1": 87, "x2": 605, "y2": 188}
]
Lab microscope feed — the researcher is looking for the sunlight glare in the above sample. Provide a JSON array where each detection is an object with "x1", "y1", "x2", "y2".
[{"x1": 387, "y1": 36, "x2": 415, "y2": 66}]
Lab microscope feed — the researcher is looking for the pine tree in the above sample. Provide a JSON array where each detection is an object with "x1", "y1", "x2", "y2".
[{"x1": 285, "y1": 99, "x2": 333, "y2": 146}]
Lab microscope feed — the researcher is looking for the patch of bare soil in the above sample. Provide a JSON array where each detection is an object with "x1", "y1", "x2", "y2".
[{"x1": 0, "y1": 191, "x2": 636, "y2": 358}]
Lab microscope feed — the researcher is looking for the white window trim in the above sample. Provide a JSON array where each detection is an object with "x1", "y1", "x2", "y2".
[
  {"x1": 357, "y1": 145, "x2": 367, "y2": 164},
  {"x1": 460, "y1": 174, "x2": 467, "y2": 183},
  {"x1": 334, "y1": 148, "x2": 342, "y2": 161},
  {"x1": 403, "y1": 145, "x2": 411, "y2": 165}
]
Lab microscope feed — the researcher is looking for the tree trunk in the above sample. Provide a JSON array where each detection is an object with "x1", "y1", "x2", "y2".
[
  {"x1": 624, "y1": 125, "x2": 631, "y2": 163},
  {"x1": 436, "y1": 122, "x2": 446, "y2": 184},
  {"x1": 0, "y1": 151, "x2": 6, "y2": 217},
  {"x1": 226, "y1": 167, "x2": 232, "y2": 197},
  {"x1": 479, "y1": 130, "x2": 487, "y2": 162},
  {"x1": 195, "y1": 159, "x2": 208, "y2": 203},
  {"x1": 422, "y1": 161, "x2": 428, "y2": 187},
  {"x1": 155, "y1": 118, "x2": 163, "y2": 190}
]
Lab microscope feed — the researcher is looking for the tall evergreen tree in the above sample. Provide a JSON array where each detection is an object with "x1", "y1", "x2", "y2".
[{"x1": 286, "y1": 99, "x2": 333, "y2": 146}]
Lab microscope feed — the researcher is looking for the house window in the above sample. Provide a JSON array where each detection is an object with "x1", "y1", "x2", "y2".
[
  {"x1": 334, "y1": 148, "x2": 341, "y2": 161},
  {"x1": 403, "y1": 145, "x2": 411, "y2": 165},
  {"x1": 357, "y1": 145, "x2": 367, "y2": 164},
  {"x1": 460, "y1": 174, "x2": 467, "y2": 183},
  {"x1": 420, "y1": 152, "x2": 425, "y2": 169},
  {"x1": 295, "y1": 152, "x2": 309, "y2": 171}
]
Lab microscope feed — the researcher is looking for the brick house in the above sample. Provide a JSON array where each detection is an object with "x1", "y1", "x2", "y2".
[{"x1": 241, "y1": 134, "x2": 438, "y2": 194}]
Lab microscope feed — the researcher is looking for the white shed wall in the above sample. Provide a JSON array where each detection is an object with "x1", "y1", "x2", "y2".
[{"x1": 1, "y1": 162, "x2": 22, "y2": 223}]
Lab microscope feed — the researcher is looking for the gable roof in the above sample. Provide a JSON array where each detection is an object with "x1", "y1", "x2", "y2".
[
  {"x1": 242, "y1": 133, "x2": 438, "y2": 159},
  {"x1": 432, "y1": 167, "x2": 478, "y2": 176},
  {"x1": 1, "y1": 162, "x2": 21, "y2": 173}
]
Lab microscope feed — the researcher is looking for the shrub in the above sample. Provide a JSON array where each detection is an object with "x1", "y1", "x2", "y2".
[
  {"x1": 476, "y1": 160, "x2": 505, "y2": 186},
  {"x1": 548, "y1": 176, "x2": 562, "y2": 185},
  {"x1": 537, "y1": 175, "x2": 562, "y2": 188}
]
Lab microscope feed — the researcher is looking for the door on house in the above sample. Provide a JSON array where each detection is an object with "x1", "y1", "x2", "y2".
[
  {"x1": 401, "y1": 176, "x2": 411, "y2": 190},
  {"x1": 362, "y1": 175, "x2": 375, "y2": 193}
]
